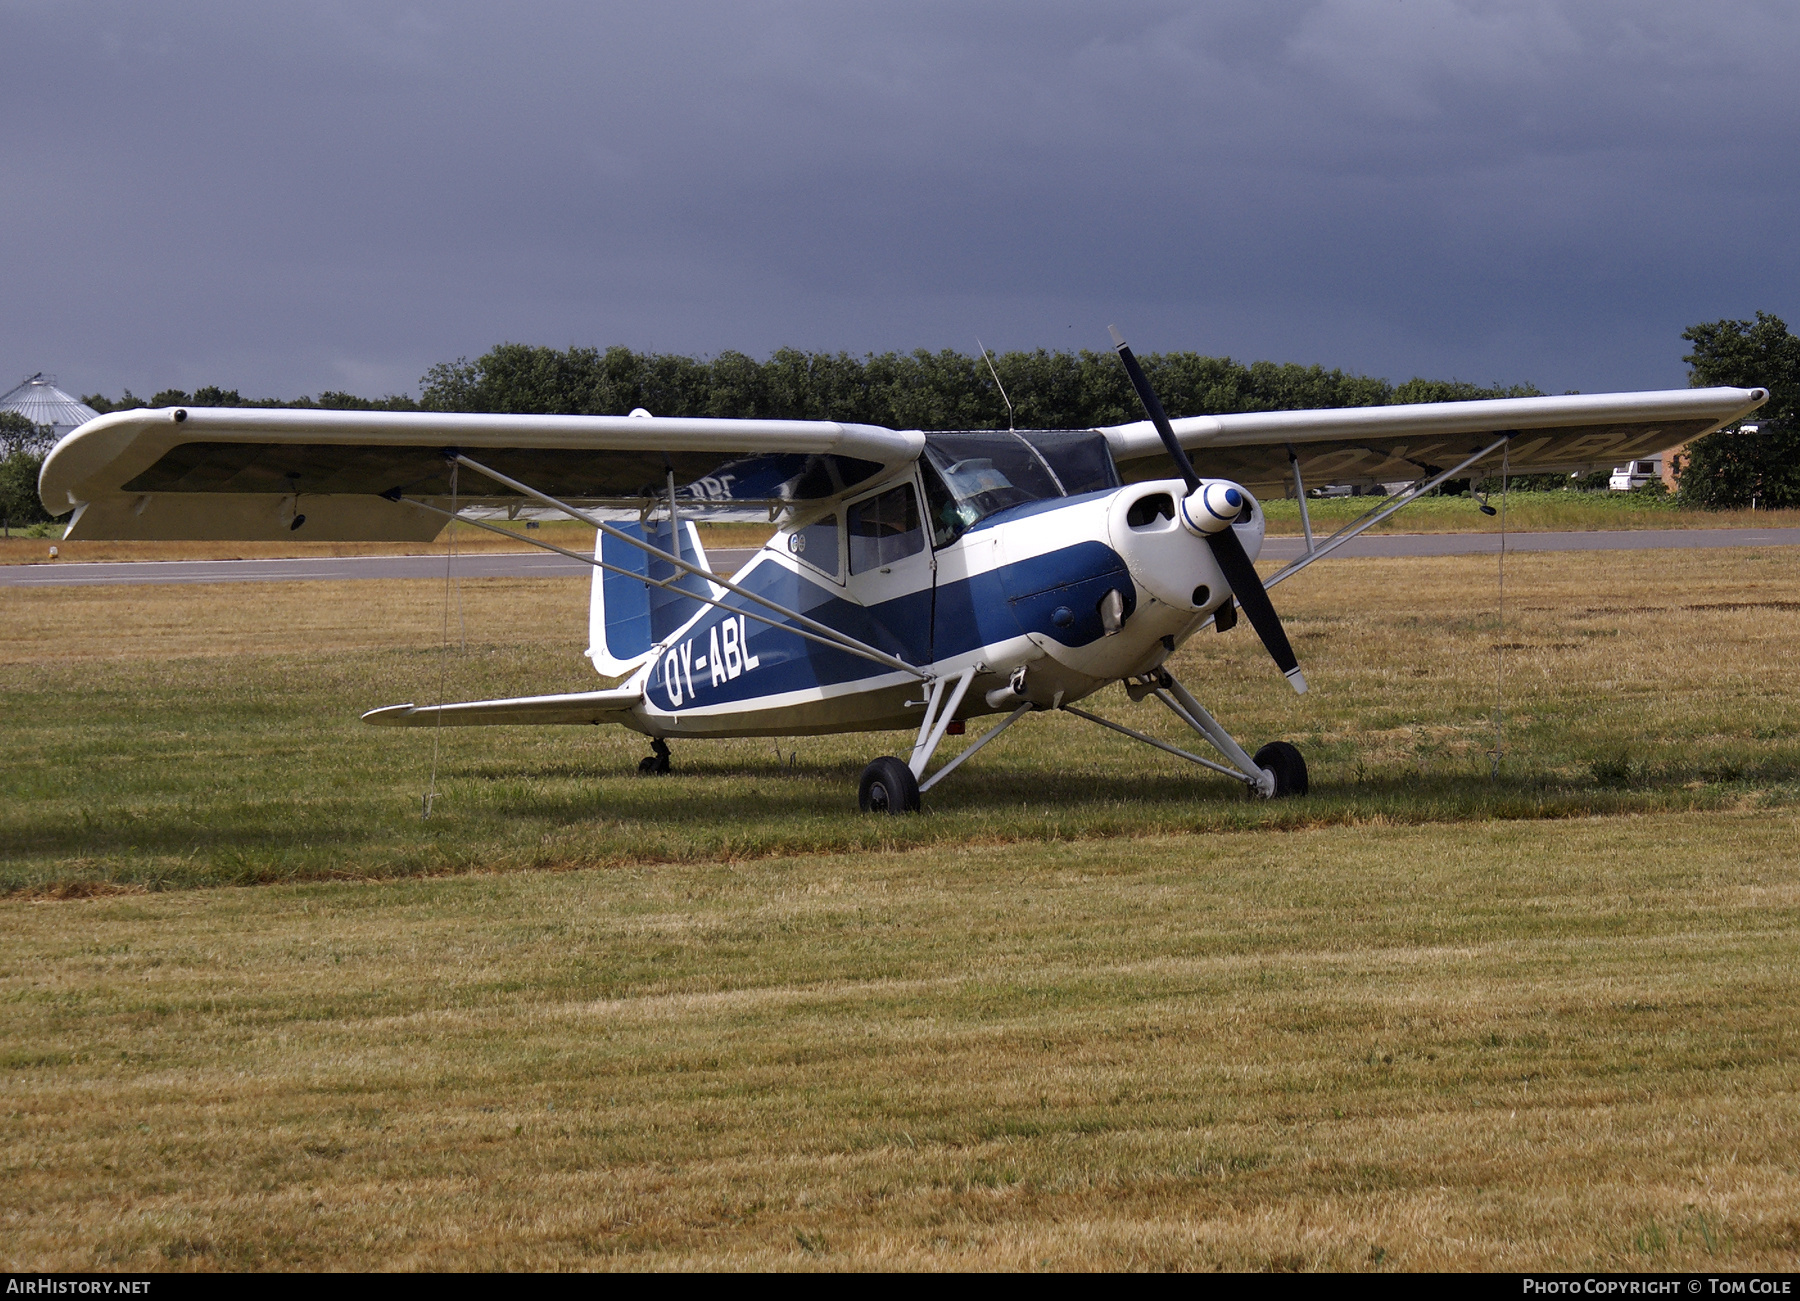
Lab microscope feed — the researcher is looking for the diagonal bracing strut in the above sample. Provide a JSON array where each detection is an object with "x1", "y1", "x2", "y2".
[
  {"x1": 394, "y1": 496, "x2": 922, "y2": 677},
  {"x1": 427, "y1": 452, "x2": 931, "y2": 682},
  {"x1": 1263, "y1": 432, "x2": 1515, "y2": 592}
]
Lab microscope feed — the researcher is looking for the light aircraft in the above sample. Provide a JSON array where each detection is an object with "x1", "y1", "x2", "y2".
[{"x1": 39, "y1": 336, "x2": 1765, "y2": 812}]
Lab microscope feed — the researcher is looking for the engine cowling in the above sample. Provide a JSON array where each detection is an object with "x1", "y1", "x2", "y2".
[{"x1": 1106, "y1": 479, "x2": 1265, "y2": 613}]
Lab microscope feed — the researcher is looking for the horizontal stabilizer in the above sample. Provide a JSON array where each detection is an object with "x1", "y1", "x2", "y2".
[{"x1": 361, "y1": 687, "x2": 643, "y2": 727}]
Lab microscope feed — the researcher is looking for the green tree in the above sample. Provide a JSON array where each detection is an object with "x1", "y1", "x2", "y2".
[
  {"x1": 417, "y1": 342, "x2": 1546, "y2": 437},
  {"x1": 0, "y1": 413, "x2": 53, "y2": 532},
  {"x1": 80, "y1": 390, "x2": 146, "y2": 414},
  {"x1": 1674, "y1": 311, "x2": 1800, "y2": 509},
  {"x1": 0, "y1": 409, "x2": 54, "y2": 454},
  {"x1": 81, "y1": 387, "x2": 419, "y2": 413}
]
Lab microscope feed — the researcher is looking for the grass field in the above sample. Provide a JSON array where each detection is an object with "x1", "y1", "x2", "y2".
[
  {"x1": 0, "y1": 519, "x2": 770, "y2": 566},
  {"x1": 6, "y1": 496, "x2": 1799, "y2": 568},
  {"x1": 3, "y1": 547, "x2": 1796, "y2": 895},
  {"x1": 3, "y1": 547, "x2": 1799, "y2": 1269},
  {"x1": 1260, "y1": 491, "x2": 1800, "y2": 535}
]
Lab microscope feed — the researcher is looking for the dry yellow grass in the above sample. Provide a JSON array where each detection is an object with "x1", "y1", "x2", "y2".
[
  {"x1": 3, "y1": 812, "x2": 1796, "y2": 1270},
  {"x1": 0, "y1": 520, "x2": 775, "y2": 566},
  {"x1": 1262, "y1": 495, "x2": 1800, "y2": 536},
  {"x1": 4, "y1": 545, "x2": 1796, "y2": 894},
  {"x1": 0, "y1": 573, "x2": 589, "y2": 664}
]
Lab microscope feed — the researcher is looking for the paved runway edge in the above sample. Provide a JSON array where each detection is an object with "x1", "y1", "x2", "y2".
[{"x1": 5, "y1": 530, "x2": 1800, "y2": 588}]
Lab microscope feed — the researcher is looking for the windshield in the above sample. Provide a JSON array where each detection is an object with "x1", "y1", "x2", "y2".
[{"x1": 920, "y1": 430, "x2": 1119, "y2": 544}]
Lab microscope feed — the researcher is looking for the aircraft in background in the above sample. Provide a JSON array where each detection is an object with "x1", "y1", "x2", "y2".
[{"x1": 39, "y1": 336, "x2": 1764, "y2": 812}]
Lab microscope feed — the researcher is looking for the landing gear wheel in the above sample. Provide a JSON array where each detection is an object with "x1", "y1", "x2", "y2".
[
  {"x1": 858, "y1": 756, "x2": 920, "y2": 814},
  {"x1": 1253, "y1": 741, "x2": 1308, "y2": 798},
  {"x1": 637, "y1": 738, "x2": 672, "y2": 775}
]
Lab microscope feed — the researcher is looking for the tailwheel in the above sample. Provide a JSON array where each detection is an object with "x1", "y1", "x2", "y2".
[
  {"x1": 1253, "y1": 741, "x2": 1308, "y2": 798},
  {"x1": 858, "y1": 756, "x2": 920, "y2": 814},
  {"x1": 637, "y1": 737, "x2": 672, "y2": 775}
]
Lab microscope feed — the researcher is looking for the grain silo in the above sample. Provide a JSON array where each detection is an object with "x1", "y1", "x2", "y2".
[{"x1": 0, "y1": 373, "x2": 99, "y2": 447}]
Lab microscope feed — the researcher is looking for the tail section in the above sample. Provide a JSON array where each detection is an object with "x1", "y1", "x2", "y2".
[{"x1": 587, "y1": 518, "x2": 716, "y2": 677}]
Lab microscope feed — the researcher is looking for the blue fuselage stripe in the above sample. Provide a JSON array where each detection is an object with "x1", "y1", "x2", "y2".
[{"x1": 649, "y1": 531, "x2": 1134, "y2": 713}]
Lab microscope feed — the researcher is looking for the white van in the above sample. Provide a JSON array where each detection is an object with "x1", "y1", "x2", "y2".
[{"x1": 1608, "y1": 458, "x2": 1662, "y2": 491}]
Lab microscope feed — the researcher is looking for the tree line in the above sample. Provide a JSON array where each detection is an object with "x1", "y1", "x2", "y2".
[
  {"x1": 414, "y1": 345, "x2": 1542, "y2": 430},
  {"x1": 1674, "y1": 311, "x2": 1799, "y2": 509},
  {"x1": 8, "y1": 317, "x2": 1790, "y2": 527}
]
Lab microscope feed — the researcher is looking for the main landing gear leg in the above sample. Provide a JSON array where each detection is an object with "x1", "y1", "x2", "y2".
[
  {"x1": 858, "y1": 667, "x2": 981, "y2": 815},
  {"x1": 638, "y1": 737, "x2": 671, "y2": 775}
]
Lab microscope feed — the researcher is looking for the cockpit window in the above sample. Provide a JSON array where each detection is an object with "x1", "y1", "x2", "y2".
[
  {"x1": 1025, "y1": 429, "x2": 1121, "y2": 496},
  {"x1": 920, "y1": 430, "x2": 1119, "y2": 544}
]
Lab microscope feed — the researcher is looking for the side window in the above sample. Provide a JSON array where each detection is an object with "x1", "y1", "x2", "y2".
[
  {"x1": 847, "y1": 484, "x2": 925, "y2": 574},
  {"x1": 785, "y1": 512, "x2": 841, "y2": 578}
]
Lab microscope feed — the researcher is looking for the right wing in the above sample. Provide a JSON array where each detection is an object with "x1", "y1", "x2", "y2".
[
  {"x1": 361, "y1": 686, "x2": 644, "y2": 727},
  {"x1": 1102, "y1": 386, "x2": 1768, "y2": 494},
  {"x1": 38, "y1": 407, "x2": 923, "y2": 541}
]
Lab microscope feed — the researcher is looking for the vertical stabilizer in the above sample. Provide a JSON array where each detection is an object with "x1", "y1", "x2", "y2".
[{"x1": 587, "y1": 519, "x2": 714, "y2": 677}]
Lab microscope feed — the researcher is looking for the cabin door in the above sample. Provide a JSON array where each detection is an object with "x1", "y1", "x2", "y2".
[{"x1": 842, "y1": 479, "x2": 934, "y2": 665}]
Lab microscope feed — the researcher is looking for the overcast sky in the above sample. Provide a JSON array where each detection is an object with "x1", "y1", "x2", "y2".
[{"x1": 4, "y1": 1, "x2": 1796, "y2": 405}]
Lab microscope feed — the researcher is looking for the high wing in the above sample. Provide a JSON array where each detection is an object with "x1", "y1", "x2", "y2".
[
  {"x1": 1101, "y1": 387, "x2": 1768, "y2": 494},
  {"x1": 38, "y1": 385, "x2": 1768, "y2": 541},
  {"x1": 38, "y1": 407, "x2": 924, "y2": 541}
]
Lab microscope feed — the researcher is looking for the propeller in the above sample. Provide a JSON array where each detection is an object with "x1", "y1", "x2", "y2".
[{"x1": 1109, "y1": 326, "x2": 1308, "y2": 695}]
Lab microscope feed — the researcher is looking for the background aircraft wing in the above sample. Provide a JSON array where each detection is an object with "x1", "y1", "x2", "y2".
[
  {"x1": 361, "y1": 686, "x2": 644, "y2": 726},
  {"x1": 1101, "y1": 386, "x2": 1767, "y2": 494},
  {"x1": 38, "y1": 407, "x2": 923, "y2": 541}
]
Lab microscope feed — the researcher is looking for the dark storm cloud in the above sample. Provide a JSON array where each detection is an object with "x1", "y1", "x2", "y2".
[{"x1": 3, "y1": 1, "x2": 1796, "y2": 402}]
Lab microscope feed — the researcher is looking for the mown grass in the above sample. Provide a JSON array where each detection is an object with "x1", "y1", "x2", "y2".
[
  {"x1": 2, "y1": 547, "x2": 1796, "y2": 894},
  {"x1": 2, "y1": 812, "x2": 1797, "y2": 1269}
]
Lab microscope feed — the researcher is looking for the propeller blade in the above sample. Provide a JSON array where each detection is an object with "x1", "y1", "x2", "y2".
[
  {"x1": 1109, "y1": 326, "x2": 1199, "y2": 492},
  {"x1": 1206, "y1": 525, "x2": 1308, "y2": 694},
  {"x1": 1111, "y1": 324, "x2": 1306, "y2": 694}
]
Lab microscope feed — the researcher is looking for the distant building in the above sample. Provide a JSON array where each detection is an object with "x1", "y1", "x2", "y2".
[{"x1": 0, "y1": 373, "x2": 99, "y2": 446}]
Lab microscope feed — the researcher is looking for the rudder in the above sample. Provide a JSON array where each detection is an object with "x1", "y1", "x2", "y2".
[{"x1": 587, "y1": 518, "x2": 715, "y2": 677}]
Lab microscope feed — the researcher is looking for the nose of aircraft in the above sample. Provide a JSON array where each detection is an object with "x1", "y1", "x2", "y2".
[
  {"x1": 1178, "y1": 481, "x2": 1247, "y2": 536},
  {"x1": 1107, "y1": 479, "x2": 1261, "y2": 613}
]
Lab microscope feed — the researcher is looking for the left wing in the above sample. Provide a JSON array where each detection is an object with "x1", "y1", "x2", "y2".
[
  {"x1": 1102, "y1": 386, "x2": 1768, "y2": 493},
  {"x1": 38, "y1": 407, "x2": 923, "y2": 541}
]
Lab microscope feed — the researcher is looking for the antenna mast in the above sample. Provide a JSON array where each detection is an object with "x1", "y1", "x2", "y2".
[{"x1": 976, "y1": 339, "x2": 1014, "y2": 431}]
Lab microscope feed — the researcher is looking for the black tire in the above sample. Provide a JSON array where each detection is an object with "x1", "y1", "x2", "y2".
[
  {"x1": 637, "y1": 739, "x2": 671, "y2": 775},
  {"x1": 858, "y1": 756, "x2": 920, "y2": 814},
  {"x1": 1253, "y1": 741, "x2": 1308, "y2": 798}
]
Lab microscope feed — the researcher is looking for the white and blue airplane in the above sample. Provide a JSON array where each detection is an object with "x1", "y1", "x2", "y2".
[{"x1": 39, "y1": 336, "x2": 1765, "y2": 812}]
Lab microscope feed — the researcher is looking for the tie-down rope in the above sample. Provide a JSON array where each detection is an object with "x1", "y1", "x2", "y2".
[
  {"x1": 423, "y1": 462, "x2": 463, "y2": 819},
  {"x1": 1492, "y1": 441, "x2": 1509, "y2": 780}
]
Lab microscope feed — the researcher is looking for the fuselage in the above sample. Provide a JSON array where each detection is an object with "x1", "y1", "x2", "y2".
[{"x1": 620, "y1": 460, "x2": 1267, "y2": 741}]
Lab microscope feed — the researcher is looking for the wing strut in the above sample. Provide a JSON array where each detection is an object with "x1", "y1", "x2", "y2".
[
  {"x1": 396, "y1": 496, "x2": 927, "y2": 680},
  {"x1": 1262, "y1": 432, "x2": 1514, "y2": 594},
  {"x1": 401, "y1": 454, "x2": 932, "y2": 681}
]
